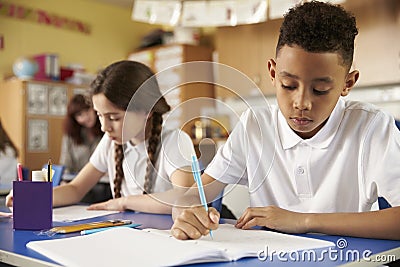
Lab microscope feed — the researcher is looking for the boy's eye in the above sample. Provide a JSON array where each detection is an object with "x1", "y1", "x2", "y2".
[{"x1": 313, "y1": 89, "x2": 329, "y2": 95}]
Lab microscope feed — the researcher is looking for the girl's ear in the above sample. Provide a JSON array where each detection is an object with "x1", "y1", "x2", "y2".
[
  {"x1": 267, "y1": 59, "x2": 277, "y2": 86},
  {"x1": 342, "y1": 70, "x2": 359, "y2": 96}
]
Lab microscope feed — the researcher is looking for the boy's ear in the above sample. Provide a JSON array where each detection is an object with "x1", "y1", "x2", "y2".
[
  {"x1": 341, "y1": 70, "x2": 359, "y2": 96},
  {"x1": 267, "y1": 59, "x2": 277, "y2": 86}
]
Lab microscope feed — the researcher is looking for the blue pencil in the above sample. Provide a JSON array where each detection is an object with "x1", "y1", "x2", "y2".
[
  {"x1": 191, "y1": 155, "x2": 213, "y2": 239},
  {"x1": 80, "y1": 223, "x2": 141, "y2": 235}
]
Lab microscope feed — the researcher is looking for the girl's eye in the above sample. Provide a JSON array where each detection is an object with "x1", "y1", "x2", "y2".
[
  {"x1": 281, "y1": 84, "x2": 296, "y2": 90},
  {"x1": 109, "y1": 117, "x2": 120, "y2": 121}
]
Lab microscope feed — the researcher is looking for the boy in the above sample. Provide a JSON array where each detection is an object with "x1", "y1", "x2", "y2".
[{"x1": 171, "y1": 1, "x2": 400, "y2": 240}]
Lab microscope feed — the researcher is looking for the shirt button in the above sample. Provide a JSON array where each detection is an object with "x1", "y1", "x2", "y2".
[{"x1": 296, "y1": 166, "x2": 305, "y2": 175}]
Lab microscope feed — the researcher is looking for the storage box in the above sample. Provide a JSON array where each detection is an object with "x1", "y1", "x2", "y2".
[
  {"x1": 13, "y1": 181, "x2": 53, "y2": 230},
  {"x1": 33, "y1": 53, "x2": 59, "y2": 81}
]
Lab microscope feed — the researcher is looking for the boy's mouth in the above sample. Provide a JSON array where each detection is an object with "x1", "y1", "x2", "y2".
[{"x1": 291, "y1": 117, "x2": 312, "y2": 126}]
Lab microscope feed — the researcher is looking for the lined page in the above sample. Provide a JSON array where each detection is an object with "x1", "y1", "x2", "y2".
[{"x1": 146, "y1": 224, "x2": 335, "y2": 261}]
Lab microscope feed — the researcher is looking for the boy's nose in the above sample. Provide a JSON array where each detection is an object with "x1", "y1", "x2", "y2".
[{"x1": 293, "y1": 91, "x2": 311, "y2": 110}]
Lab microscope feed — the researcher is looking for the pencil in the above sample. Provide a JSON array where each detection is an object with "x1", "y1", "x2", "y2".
[
  {"x1": 17, "y1": 163, "x2": 23, "y2": 181},
  {"x1": 80, "y1": 223, "x2": 142, "y2": 235},
  {"x1": 191, "y1": 154, "x2": 213, "y2": 239},
  {"x1": 47, "y1": 159, "x2": 52, "y2": 182}
]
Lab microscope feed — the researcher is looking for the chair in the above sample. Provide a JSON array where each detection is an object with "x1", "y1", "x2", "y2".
[
  {"x1": 210, "y1": 190, "x2": 224, "y2": 213},
  {"x1": 42, "y1": 164, "x2": 65, "y2": 187},
  {"x1": 378, "y1": 197, "x2": 392, "y2": 210}
]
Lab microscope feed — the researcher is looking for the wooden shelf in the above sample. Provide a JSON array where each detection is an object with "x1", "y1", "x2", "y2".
[{"x1": 0, "y1": 78, "x2": 89, "y2": 171}]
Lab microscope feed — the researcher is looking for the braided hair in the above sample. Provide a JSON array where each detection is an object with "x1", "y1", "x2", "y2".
[
  {"x1": 113, "y1": 144, "x2": 124, "y2": 198},
  {"x1": 143, "y1": 112, "x2": 163, "y2": 194},
  {"x1": 90, "y1": 60, "x2": 170, "y2": 197}
]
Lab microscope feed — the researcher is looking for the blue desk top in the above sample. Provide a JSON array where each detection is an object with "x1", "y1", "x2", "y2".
[{"x1": 0, "y1": 207, "x2": 399, "y2": 266}]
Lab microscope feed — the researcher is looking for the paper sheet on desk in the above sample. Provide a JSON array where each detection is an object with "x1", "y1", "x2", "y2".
[{"x1": 53, "y1": 205, "x2": 120, "y2": 222}]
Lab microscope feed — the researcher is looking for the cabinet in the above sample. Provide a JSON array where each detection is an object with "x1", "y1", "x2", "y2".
[
  {"x1": 127, "y1": 44, "x2": 215, "y2": 134},
  {"x1": 345, "y1": 0, "x2": 400, "y2": 86},
  {"x1": 215, "y1": 20, "x2": 282, "y2": 99},
  {"x1": 215, "y1": 0, "x2": 400, "y2": 99},
  {"x1": 0, "y1": 78, "x2": 89, "y2": 172}
]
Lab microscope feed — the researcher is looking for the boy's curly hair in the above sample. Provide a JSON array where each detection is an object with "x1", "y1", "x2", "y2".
[{"x1": 277, "y1": 1, "x2": 358, "y2": 70}]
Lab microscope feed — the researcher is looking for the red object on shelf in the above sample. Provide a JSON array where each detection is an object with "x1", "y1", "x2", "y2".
[{"x1": 60, "y1": 67, "x2": 74, "y2": 81}]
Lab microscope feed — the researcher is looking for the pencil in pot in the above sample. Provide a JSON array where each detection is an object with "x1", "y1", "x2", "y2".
[
  {"x1": 47, "y1": 159, "x2": 52, "y2": 182},
  {"x1": 17, "y1": 163, "x2": 23, "y2": 181}
]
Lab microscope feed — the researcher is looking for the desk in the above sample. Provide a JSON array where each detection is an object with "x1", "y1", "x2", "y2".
[{"x1": 0, "y1": 208, "x2": 399, "y2": 267}]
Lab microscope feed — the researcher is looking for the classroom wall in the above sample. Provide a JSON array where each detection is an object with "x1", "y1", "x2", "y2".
[{"x1": 0, "y1": 0, "x2": 158, "y2": 78}]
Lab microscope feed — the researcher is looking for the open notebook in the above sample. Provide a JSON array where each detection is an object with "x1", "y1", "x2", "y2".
[{"x1": 27, "y1": 224, "x2": 334, "y2": 266}]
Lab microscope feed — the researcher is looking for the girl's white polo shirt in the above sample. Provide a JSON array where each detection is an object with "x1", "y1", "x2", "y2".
[
  {"x1": 90, "y1": 129, "x2": 194, "y2": 197},
  {"x1": 205, "y1": 97, "x2": 400, "y2": 213},
  {"x1": 0, "y1": 146, "x2": 18, "y2": 186}
]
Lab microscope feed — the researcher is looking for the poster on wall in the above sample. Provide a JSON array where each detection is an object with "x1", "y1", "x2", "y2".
[
  {"x1": 49, "y1": 86, "x2": 67, "y2": 115},
  {"x1": 28, "y1": 119, "x2": 48, "y2": 151},
  {"x1": 27, "y1": 83, "x2": 48, "y2": 115}
]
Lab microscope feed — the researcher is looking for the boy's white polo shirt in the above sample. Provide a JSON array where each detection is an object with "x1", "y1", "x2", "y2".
[
  {"x1": 205, "y1": 97, "x2": 400, "y2": 213},
  {"x1": 90, "y1": 129, "x2": 194, "y2": 197}
]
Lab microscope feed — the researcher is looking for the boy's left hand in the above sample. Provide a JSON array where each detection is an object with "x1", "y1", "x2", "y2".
[
  {"x1": 235, "y1": 206, "x2": 309, "y2": 234},
  {"x1": 87, "y1": 198, "x2": 125, "y2": 211}
]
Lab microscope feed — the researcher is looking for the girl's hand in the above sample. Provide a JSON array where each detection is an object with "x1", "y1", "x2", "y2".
[
  {"x1": 5, "y1": 190, "x2": 13, "y2": 211},
  {"x1": 171, "y1": 206, "x2": 220, "y2": 240},
  {"x1": 87, "y1": 198, "x2": 126, "y2": 211},
  {"x1": 236, "y1": 206, "x2": 309, "y2": 234}
]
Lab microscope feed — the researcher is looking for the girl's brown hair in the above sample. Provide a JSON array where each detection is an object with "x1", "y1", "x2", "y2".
[
  {"x1": 0, "y1": 119, "x2": 19, "y2": 158},
  {"x1": 63, "y1": 94, "x2": 102, "y2": 145},
  {"x1": 90, "y1": 60, "x2": 170, "y2": 197}
]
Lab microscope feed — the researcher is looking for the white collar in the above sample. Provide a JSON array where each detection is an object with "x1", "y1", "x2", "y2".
[{"x1": 122, "y1": 139, "x2": 147, "y2": 154}]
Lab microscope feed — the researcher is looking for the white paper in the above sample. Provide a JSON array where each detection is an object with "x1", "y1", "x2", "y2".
[
  {"x1": 27, "y1": 224, "x2": 335, "y2": 266},
  {"x1": 145, "y1": 224, "x2": 335, "y2": 261},
  {"x1": 53, "y1": 205, "x2": 120, "y2": 222}
]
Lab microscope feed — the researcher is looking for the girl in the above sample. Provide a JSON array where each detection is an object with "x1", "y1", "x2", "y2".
[
  {"x1": 60, "y1": 94, "x2": 102, "y2": 175},
  {"x1": 7, "y1": 60, "x2": 195, "y2": 213},
  {"x1": 60, "y1": 94, "x2": 110, "y2": 203},
  {"x1": 0, "y1": 119, "x2": 19, "y2": 187}
]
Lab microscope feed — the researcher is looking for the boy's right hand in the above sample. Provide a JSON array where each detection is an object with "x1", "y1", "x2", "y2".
[
  {"x1": 171, "y1": 206, "x2": 220, "y2": 240},
  {"x1": 5, "y1": 190, "x2": 13, "y2": 210}
]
